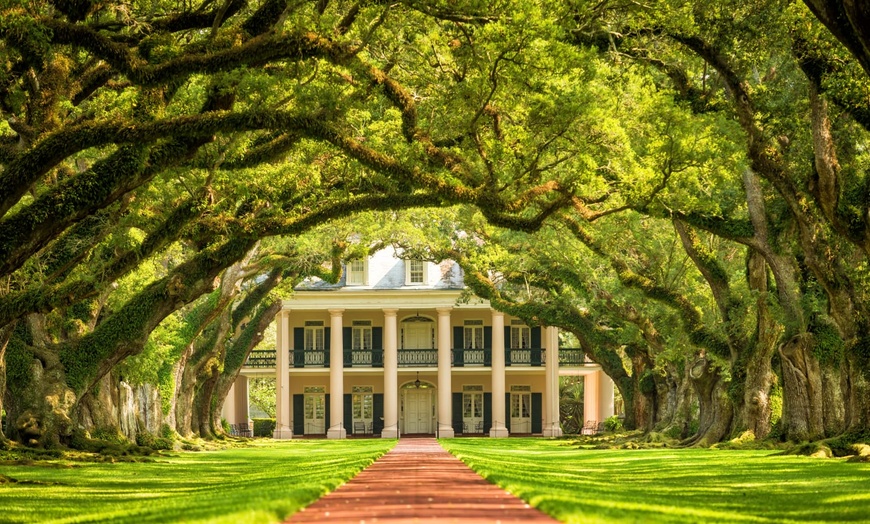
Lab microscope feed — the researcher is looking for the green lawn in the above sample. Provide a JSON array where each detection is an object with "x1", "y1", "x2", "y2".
[
  {"x1": 440, "y1": 438, "x2": 870, "y2": 524},
  {"x1": 0, "y1": 439, "x2": 394, "y2": 524}
]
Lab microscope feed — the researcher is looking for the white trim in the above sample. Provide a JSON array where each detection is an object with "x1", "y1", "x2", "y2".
[
  {"x1": 405, "y1": 259, "x2": 428, "y2": 285},
  {"x1": 282, "y1": 289, "x2": 490, "y2": 310},
  {"x1": 346, "y1": 259, "x2": 367, "y2": 286}
]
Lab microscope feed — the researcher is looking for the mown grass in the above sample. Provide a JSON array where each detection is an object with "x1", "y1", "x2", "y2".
[
  {"x1": 440, "y1": 438, "x2": 870, "y2": 524},
  {"x1": 0, "y1": 439, "x2": 394, "y2": 524}
]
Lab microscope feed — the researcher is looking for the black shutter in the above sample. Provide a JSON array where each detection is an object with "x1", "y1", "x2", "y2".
[
  {"x1": 372, "y1": 327, "x2": 383, "y2": 349},
  {"x1": 325, "y1": 394, "x2": 330, "y2": 433},
  {"x1": 324, "y1": 327, "x2": 331, "y2": 366},
  {"x1": 452, "y1": 393, "x2": 463, "y2": 433},
  {"x1": 504, "y1": 326, "x2": 512, "y2": 366},
  {"x1": 532, "y1": 392, "x2": 543, "y2": 434},
  {"x1": 453, "y1": 326, "x2": 463, "y2": 367},
  {"x1": 505, "y1": 392, "x2": 512, "y2": 432},
  {"x1": 483, "y1": 392, "x2": 492, "y2": 433},
  {"x1": 484, "y1": 326, "x2": 492, "y2": 348},
  {"x1": 293, "y1": 394, "x2": 304, "y2": 434},
  {"x1": 531, "y1": 327, "x2": 541, "y2": 347},
  {"x1": 343, "y1": 327, "x2": 352, "y2": 367},
  {"x1": 373, "y1": 394, "x2": 384, "y2": 435},
  {"x1": 293, "y1": 328, "x2": 305, "y2": 368},
  {"x1": 344, "y1": 394, "x2": 353, "y2": 433}
]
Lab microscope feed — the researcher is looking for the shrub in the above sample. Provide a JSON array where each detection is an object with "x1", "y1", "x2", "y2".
[
  {"x1": 253, "y1": 418, "x2": 276, "y2": 437},
  {"x1": 603, "y1": 415, "x2": 623, "y2": 432}
]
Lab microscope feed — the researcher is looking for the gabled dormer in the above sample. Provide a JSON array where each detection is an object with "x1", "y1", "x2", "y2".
[{"x1": 346, "y1": 259, "x2": 368, "y2": 286}]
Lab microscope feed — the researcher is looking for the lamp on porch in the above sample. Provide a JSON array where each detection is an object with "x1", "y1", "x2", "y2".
[{"x1": 414, "y1": 372, "x2": 421, "y2": 389}]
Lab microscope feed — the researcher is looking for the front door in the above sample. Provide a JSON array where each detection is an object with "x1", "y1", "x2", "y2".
[
  {"x1": 404, "y1": 388, "x2": 432, "y2": 433},
  {"x1": 510, "y1": 391, "x2": 532, "y2": 433},
  {"x1": 463, "y1": 386, "x2": 484, "y2": 433},
  {"x1": 304, "y1": 392, "x2": 325, "y2": 434}
]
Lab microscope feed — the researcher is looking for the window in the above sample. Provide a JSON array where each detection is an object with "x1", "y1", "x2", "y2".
[
  {"x1": 464, "y1": 319, "x2": 484, "y2": 349},
  {"x1": 352, "y1": 320, "x2": 372, "y2": 350},
  {"x1": 352, "y1": 386, "x2": 373, "y2": 418},
  {"x1": 510, "y1": 385, "x2": 532, "y2": 427},
  {"x1": 304, "y1": 320, "x2": 324, "y2": 350},
  {"x1": 406, "y1": 259, "x2": 426, "y2": 285},
  {"x1": 510, "y1": 320, "x2": 531, "y2": 349},
  {"x1": 347, "y1": 259, "x2": 366, "y2": 286}
]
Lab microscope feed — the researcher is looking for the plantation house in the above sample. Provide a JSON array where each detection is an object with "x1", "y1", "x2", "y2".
[{"x1": 224, "y1": 248, "x2": 615, "y2": 438}]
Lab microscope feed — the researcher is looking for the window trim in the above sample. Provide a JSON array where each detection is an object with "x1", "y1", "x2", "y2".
[
  {"x1": 346, "y1": 259, "x2": 367, "y2": 286},
  {"x1": 405, "y1": 259, "x2": 427, "y2": 285}
]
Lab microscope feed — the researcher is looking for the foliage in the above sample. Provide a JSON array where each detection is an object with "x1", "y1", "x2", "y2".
[
  {"x1": 252, "y1": 418, "x2": 276, "y2": 438},
  {"x1": 603, "y1": 416, "x2": 624, "y2": 433},
  {"x1": 441, "y1": 438, "x2": 870, "y2": 524},
  {"x1": 249, "y1": 378, "x2": 276, "y2": 419}
]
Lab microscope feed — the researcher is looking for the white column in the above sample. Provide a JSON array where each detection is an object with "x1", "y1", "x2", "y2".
[
  {"x1": 234, "y1": 374, "x2": 250, "y2": 425},
  {"x1": 222, "y1": 382, "x2": 237, "y2": 424},
  {"x1": 327, "y1": 308, "x2": 347, "y2": 439},
  {"x1": 436, "y1": 307, "x2": 454, "y2": 437},
  {"x1": 382, "y1": 309, "x2": 399, "y2": 438},
  {"x1": 274, "y1": 310, "x2": 293, "y2": 438},
  {"x1": 543, "y1": 326, "x2": 563, "y2": 437},
  {"x1": 490, "y1": 311, "x2": 509, "y2": 437},
  {"x1": 584, "y1": 370, "x2": 601, "y2": 424},
  {"x1": 598, "y1": 371, "x2": 615, "y2": 419}
]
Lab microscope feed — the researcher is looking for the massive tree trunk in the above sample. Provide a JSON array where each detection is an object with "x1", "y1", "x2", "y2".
[
  {"x1": 778, "y1": 333, "x2": 825, "y2": 441},
  {"x1": 731, "y1": 251, "x2": 780, "y2": 439},
  {"x1": 625, "y1": 343, "x2": 657, "y2": 431},
  {"x1": 656, "y1": 360, "x2": 696, "y2": 438},
  {"x1": 0, "y1": 324, "x2": 12, "y2": 445},
  {"x1": 686, "y1": 356, "x2": 733, "y2": 447},
  {"x1": 843, "y1": 352, "x2": 870, "y2": 433}
]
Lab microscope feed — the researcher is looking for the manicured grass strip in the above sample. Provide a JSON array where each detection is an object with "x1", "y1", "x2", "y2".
[
  {"x1": 440, "y1": 438, "x2": 870, "y2": 524},
  {"x1": 0, "y1": 439, "x2": 394, "y2": 524}
]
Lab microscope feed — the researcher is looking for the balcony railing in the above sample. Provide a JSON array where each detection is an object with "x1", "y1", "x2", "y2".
[
  {"x1": 453, "y1": 348, "x2": 490, "y2": 367},
  {"x1": 506, "y1": 348, "x2": 544, "y2": 366},
  {"x1": 559, "y1": 347, "x2": 587, "y2": 366},
  {"x1": 245, "y1": 346, "x2": 591, "y2": 368},
  {"x1": 346, "y1": 349, "x2": 384, "y2": 368},
  {"x1": 244, "y1": 350, "x2": 276, "y2": 368},
  {"x1": 398, "y1": 349, "x2": 438, "y2": 367}
]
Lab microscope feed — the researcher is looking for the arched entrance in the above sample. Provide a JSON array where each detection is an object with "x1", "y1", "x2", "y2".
[{"x1": 401, "y1": 380, "x2": 435, "y2": 434}]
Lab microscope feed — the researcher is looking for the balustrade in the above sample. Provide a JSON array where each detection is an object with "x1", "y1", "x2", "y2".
[{"x1": 245, "y1": 346, "x2": 588, "y2": 369}]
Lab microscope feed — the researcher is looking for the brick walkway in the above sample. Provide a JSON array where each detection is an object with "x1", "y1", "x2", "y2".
[{"x1": 285, "y1": 438, "x2": 558, "y2": 523}]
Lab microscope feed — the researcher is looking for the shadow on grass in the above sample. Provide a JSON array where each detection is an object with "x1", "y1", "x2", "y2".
[
  {"x1": 440, "y1": 438, "x2": 870, "y2": 524},
  {"x1": 0, "y1": 439, "x2": 395, "y2": 524}
]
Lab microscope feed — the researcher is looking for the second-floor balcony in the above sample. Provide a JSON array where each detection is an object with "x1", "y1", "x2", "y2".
[{"x1": 245, "y1": 347, "x2": 591, "y2": 369}]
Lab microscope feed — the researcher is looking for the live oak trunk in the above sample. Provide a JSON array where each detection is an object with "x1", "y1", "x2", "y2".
[
  {"x1": 731, "y1": 250, "x2": 780, "y2": 439},
  {"x1": 656, "y1": 361, "x2": 696, "y2": 439},
  {"x1": 778, "y1": 333, "x2": 825, "y2": 441},
  {"x1": 843, "y1": 353, "x2": 870, "y2": 433},
  {"x1": 687, "y1": 357, "x2": 732, "y2": 447}
]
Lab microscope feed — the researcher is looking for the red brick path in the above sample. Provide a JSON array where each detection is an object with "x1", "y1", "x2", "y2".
[{"x1": 284, "y1": 438, "x2": 558, "y2": 523}]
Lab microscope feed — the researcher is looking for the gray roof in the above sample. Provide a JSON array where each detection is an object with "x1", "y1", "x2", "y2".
[{"x1": 296, "y1": 247, "x2": 465, "y2": 291}]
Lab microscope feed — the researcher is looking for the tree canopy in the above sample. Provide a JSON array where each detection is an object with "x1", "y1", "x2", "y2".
[{"x1": 0, "y1": 0, "x2": 868, "y2": 448}]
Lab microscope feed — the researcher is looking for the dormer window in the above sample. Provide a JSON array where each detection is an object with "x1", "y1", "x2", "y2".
[
  {"x1": 406, "y1": 259, "x2": 426, "y2": 285},
  {"x1": 347, "y1": 259, "x2": 367, "y2": 286}
]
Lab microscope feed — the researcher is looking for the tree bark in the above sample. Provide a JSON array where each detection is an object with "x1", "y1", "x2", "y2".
[
  {"x1": 778, "y1": 333, "x2": 825, "y2": 441},
  {"x1": 657, "y1": 360, "x2": 696, "y2": 439},
  {"x1": 686, "y1": 356, "x2": 733, "y2": 447},
  {"x1": 731, "y1": 250, "x2": 780, "y2": 439}
]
